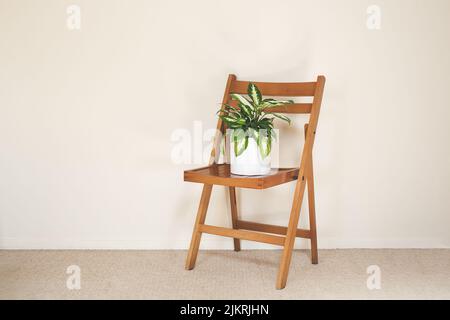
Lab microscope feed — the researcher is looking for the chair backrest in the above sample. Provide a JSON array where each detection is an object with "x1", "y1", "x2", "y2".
[
  {"x1": 211, "y1": 74, "x2": 326, "y2": 170},
  {"x1": 228, "y1": 79, "x2": 317, "y2": 114}
]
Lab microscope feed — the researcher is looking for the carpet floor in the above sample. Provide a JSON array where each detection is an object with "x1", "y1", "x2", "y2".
[{"x1": 1, "y1": 249, "x2": 449, "y2": 299}]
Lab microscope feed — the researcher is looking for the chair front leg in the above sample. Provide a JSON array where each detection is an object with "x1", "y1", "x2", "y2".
[
  {"x1": 229, "y1": 187, "x2": 241, "y2": 251},
  {"x1": 276, "y1": 178, "x2": 306, "y2": 289},
  {"x1": 185, "y1": 184, "x2": 213, "y2": 270},
  {"x1": 306, "y1": 155, "x2": 318, "y2": 264}
]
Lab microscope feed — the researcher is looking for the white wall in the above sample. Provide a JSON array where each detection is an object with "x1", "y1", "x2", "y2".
[{"x1": 1, "y1": 0, "x2": 449, "y2": 249}]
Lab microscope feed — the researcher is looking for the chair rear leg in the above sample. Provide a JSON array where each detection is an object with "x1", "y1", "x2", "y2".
[
  {"x1": 307, "y1": 156, "x2": 318, "y2": 264},
  {"x1": 276, "y1": 179, "x2": 307, "y2": 289},
  {"x1": 229, "y1": 187, "x2": 241, "y2": 251},
  {"x1": 185, "y1": 184, "x2": 213, "y2": 270}
]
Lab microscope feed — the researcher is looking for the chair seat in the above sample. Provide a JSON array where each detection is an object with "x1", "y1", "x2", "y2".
[{"x1": 184, "y1": 164, "x2": 299, "y2": 189}]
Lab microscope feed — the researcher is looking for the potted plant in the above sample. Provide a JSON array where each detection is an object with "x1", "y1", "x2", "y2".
[{"x1": 218, "y1": 83, "x2": 294, "y2": 175}]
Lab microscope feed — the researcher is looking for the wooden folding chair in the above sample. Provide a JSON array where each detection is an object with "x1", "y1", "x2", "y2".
[{"x1": 184, "y1": 74, "x2": 326, "y2": 289}]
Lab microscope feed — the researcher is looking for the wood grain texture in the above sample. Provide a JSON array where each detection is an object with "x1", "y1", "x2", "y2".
[
  {"x1": 230, "y1": 80, "x2": 316, "y2": 97},
  {"x1": 185, "y1": 184, "x2": 213, "y2": 270},
  {"x1": 199, "y1": 224, "x2": 285, "y2": 246},
  {"x1": 226, "y1": 100, "x2": 312, "y2": 114},
  {"x1": 185, "y1": 75, "x2": 236, "y2": 271},
  {"x1": 211, "y1": 74, "x2": 236, "y2": 164},
  {"x1": 229, "y1": 187, "x2": 241, "y2": 251},
  {"x1": 305, "y1": 124, "x2": 318, "y2": 264},
  {"x1": 236, "y1": 220, "x2": 311, "y2": 239},
  {"x1": 184, "y1": 74, "x2": 326, "y2": 290},
  {"x1": 276, "y1": 75, "x2": 326, "y2": 289},
  {"x1": 184, "y1": 164, "x2": 299, "y2": 190}
]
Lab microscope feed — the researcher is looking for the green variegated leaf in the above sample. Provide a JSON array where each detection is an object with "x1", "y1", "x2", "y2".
[
  {"x1": 238, "y1": 102, "x2": 253, "y2": 118},
  {"x1": 258, "y1": 118, "x2": 274, "y2": 129},
  {"x1": 271, "y1": 113, "x2": 291, "y2": 125},
  {"x1": 270, "y1": 128, "x2": 277, "y2": 141},
  {"x1": 257, "y1": 130, "x2": 272, "y2": 159},
  {"x1": 217, "y1": 83, "x2": 292, "y2": 144},
  {"x1": 231, "y1": 94, "x2": 254, "y2": 110},
  {"x1": 247, "y1": 83, "x2": 262, "y2": 106},
  {"x1": 233, "y1": 129, "x2": 249, "y2": 157},
  {"x1": 263, "y1": 98, "x2": 294, "y2": 105},
  {"x1": 266, "y1": 136, "x2": 271, "y2": 157},
  {"x1": 217, "y1": 107, "x2": 239, "y2": 117},
  {"x1": 249, "y1": 128, "x2": 259, "y2": 141},
  {"x1": 260, "y1": 99, "x2": 294, "y2": 110},
  {"x1": 220, "y1": 116, "x2": 246, "y2": 126},
  {"x1": 219, "y1": 115, "x2": 235, "y2": 123},
  {"x1": 224, "y1": 109, "x2": 241, "y2": 117},
  {"x1": 220, "y1": 135, "x2": 226, "y2": 157},
  {"x1": 223, "y1": 103, "x2": 240, "y2": 112}
]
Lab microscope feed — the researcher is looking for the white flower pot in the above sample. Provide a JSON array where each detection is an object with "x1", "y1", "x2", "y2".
[{"x1": 230, "y1": 136, "x2": 271, "y2": 176}]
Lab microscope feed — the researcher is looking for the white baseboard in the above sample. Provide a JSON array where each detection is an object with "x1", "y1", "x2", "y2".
[{"x1": 1, "y1": 237, "x2": 448, "y2": 250}]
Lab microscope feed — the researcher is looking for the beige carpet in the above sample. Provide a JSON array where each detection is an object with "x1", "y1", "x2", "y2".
[{"x1": 1, "y1": 249, "x2": 449, "y2": 299}]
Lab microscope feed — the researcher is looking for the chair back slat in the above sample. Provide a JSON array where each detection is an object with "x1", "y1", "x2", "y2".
[
  {"x1": 266, "y1": 103, "x2": 312, "y2": 114},
  {"x1": 230, "y1": 80, "x2": 316, "y2": 97},
  {"x1": 226, "y1": 100, "x2": 312, "y2": 114}
]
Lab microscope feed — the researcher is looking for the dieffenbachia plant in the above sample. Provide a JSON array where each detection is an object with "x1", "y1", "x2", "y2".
[{"x1": 218, "y1": 83, "x2": 294, "y2": 158}]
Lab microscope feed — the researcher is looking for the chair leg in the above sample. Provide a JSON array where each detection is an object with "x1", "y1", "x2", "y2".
[
  {"x1": 307, "y1": 156, "x2": 318, "y2": 264},
  {"x1": 185, "y1": 184, "x2": 213, "y2": 270},
  {"x1": 276, "y1": 179, "x2": 307, "y2": 289},
  {"x1": 229, "y1": 187, "x2": 241, "y2": 252}
]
